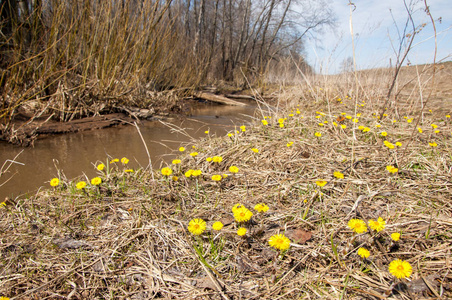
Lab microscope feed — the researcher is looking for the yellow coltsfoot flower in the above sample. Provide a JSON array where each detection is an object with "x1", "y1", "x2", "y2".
[
  {"x1": 188, "y1": 218, "x2": 206, "y2": 235},
  {"x1": 268, "y1": 234, "x2": 291, "y2": 251}
]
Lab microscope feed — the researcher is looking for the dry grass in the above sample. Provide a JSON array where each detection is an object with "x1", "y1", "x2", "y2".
[{"x1": 1, "y1": 73, "x2": 452, "y2": 299}]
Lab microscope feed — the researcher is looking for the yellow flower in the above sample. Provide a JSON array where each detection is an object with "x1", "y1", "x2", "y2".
[
  {"x1": 91, "y1": 177, "x2": 102, "y2": 186},
  {"x1": 50, "y1": 178, "x2": 59, "y2": 187},
  {"x1": 391, "y1": 232, "x2": 401, "y2": 241},
  {"x1": 278, "y1": 118, "x2": 285, "y2": 123},
  {"x1": 97, "y1": 163, "x2": 105, "y2": 171},
  {"x1": 179, "y1": 147, "x2": 185, "y2": 152},
  {"x1": 0, "y1": 202, "x2": 6, "y2": 208},
  {"x1": 318, "y1": 123, "x2": 324, "y2": 127},
  {"x1": 358, "y1": 125, "x2": 365, "y2": 130},
  {"x1": 407, "y1": 118, "x2": 413, "y2": 123},
  {"x1": 316, "y1": 180, "x2": 327, "y2": 188},
  {"x1": 233, "y1": 206, "x2": 253, "y2": 222},
  {"x1": 346, "y1": 115, "x2": 352, "y2": 120},
  {"x1": 212, "y1": 156, "x2": 223, "y2": 163},
  {"x1": 124, "y1": 169, "x2": 134, "y2": 173},
  {"x1": 205, "y1": 130, "x2": 209, "y2": 134},
  {"x1": 110, "y1": 158, "x2": 119, "y2": 163},
  {"x1": 240, "y1": 125, "x2": 246, "y2": 132},
  {"x1": 0, "y1": 297, "x2": 10, "y2": 300},
  {"x1": 417, "y1": 127, "x2": 423, "y2": 133},
  {"x1": 76, "y1": 181, "x2": 86, "y2": 190},
  {"x1": 381, "y1": 131, "x2": 388, "y2": 137},
  {"x1": 237, "y1": 227, "x2": 247, "y2": 236},
  {"x1": 254, "y1": 203, "x2": 269, "y2": 213},
  {"x1": 333, "y1": 122, "x2": 338, "y2": 127},
  {"x1": 172, "y1": 176, "x2": 178, "y2": 181},
  {"x1": 314, "y1": 132, "x2": 322, "y2": 137},
  {"x1": 251, "y1": 148, "x2": 259, "y2": 153},
  {"x1": 384, "y1": 141, "x2": 395, "y2": 149},
  {"x1": 229, "y1": 166, "x2": 239, "y2": 173},
  {"x1": 386, "y1": 165, "x2": 398, "y2": 174},
  {"x1": 357, "y1": 113, "x2": 362, "y2": 117},
  {"x1": 184, "y1": 169, "x2": 193, "y2": 177},
  {"x1": 192, "y1": 170, "x2": 202, "y2": 177},
  {"x1": 348, "y1": 219, "x2": 367, "y2": 234},
  {"x1": 227, "y1": 133, "x2": 234, "y2": 137},
  {"x1": 172, "y1": 159, "x2": 181, "y2": 165},
  {"x1": 431, "y1": 123, "x2": 438, "y2": 129},
  {"x1": 190, "y1": 152, "x2": 199, "y2": 157},
  {"x1": 389, "y1": 259, "x2": 412, "y2": 279},
  {"x1": 279, "y1": 123, "x2": 284, "y2": 128},
  {"x1": 333, "y1": 171, "x2": 344, "y2": 179},
  {"x1": 268, "y1": 234, "x2": 291, "y2": 251},
  {"x1": 188, "y1": 218, "x2": 206, "y2": 235},
  {"x1": 375, "y1": 124, "x2": 381, "y2": 128},
  {"x1": 341, "y1": 124, "x2": 347, "y2": 129},
  {"x1": 222, "y1": 174, "x2": 228, "y2": 178},
  {"x1": 121, "y1": 157, "x2": 129, "y2": 164},
  {"x1": 429, "y1": 141, "x2": 438, "y2": 147},
  {"x1": 206, "y1": 157, "x2": 212, "y2": 162},
  {"x1": 352, "y1": 118, "x2": 359, "y2": 123},
  {"x1": 287, "y1": 141, "x2": 294, "y2": 147},
  {"x1": 212, "y1": 221, "x2": 223, "y2": 231},
  {"x1": 395, "y1": 142, "x2": 402, "y2": 147},
  {"x1": 357, "y1": 247, "x2": 370, "y2": 259},
  {"x1": 368, "y1": 217, "x2": 386, "y2": 232},
  {"x1": 161, "y1": 167, "x2": 173, "y2": 176},
  {"x1": 262, "y1": 120, "x2": 268, "y2": 126},
  {"x1": 446, "y1": 114, "x2": 450, "y2": 118},
  {"x1": 211, "y1": 174, "x2": 222, "y2": 181},
  {"x1": 362, "y1": 127, "x2": 370, "y2": 132},
  {"x1": 434, "y1": 130, "x2": 440, "y2": 134}
]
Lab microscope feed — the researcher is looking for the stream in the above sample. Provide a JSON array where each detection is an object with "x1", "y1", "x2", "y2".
[{"x1": 0, "y1": 102, "x2": 258, "y2": 200}]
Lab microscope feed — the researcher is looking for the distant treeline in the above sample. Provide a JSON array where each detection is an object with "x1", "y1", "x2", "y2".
[{"x1": 0, "y1": 0, "x2": 332, "y2": 120}]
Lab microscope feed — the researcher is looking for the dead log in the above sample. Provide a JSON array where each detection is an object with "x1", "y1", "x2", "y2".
[
  {"x1": 195, "y1": 91, "x2": 248, "y2": 106},
  {"x1": 225, "y1": 94, "x2": 256, "y2": 100}
]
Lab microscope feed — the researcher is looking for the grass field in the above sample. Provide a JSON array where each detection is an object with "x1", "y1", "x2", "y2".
[{"x1": 1, "y1": 63, "x2": 451, "y2": 299}]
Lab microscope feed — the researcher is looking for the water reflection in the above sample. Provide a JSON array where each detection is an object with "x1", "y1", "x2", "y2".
[{"x1": 0, "y1": 102, "x2": 257, "y2": 199}]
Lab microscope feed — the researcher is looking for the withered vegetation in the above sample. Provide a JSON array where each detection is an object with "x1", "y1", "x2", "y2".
[{"x1": 1, "y1": 64, "x2": 451, "y2": 298}]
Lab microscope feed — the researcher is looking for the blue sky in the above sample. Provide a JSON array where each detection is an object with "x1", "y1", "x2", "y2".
[{"x1": 304, "y1": 0, "x2": 452, "y2": 74}]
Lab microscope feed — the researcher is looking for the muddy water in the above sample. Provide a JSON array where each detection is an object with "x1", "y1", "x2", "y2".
[{"x1": 0, "y1": 102, "x2": 258, "y2": 200}]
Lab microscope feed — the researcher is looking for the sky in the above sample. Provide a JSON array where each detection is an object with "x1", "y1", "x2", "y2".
[{"x1": 304, "y1": 0, "x2": 452, "y2": 74}]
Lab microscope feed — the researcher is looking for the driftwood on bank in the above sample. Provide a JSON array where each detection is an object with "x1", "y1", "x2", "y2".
[{"x1": 194, "y1": 91, "x2": 249, "y2": 106}]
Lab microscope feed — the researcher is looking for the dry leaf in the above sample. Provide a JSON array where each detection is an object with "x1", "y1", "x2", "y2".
[
  {"x1": 406, "y1": 275, "x2": 439, "y2": 294},
  {"x1": 288, "y1": 228, "x2": 312, "y2": 244},
  {"x1": 196, "y1": 276, "x2": 218, "y2": 290},
  {"x1": 219, "y1": 216, "x2": 234, "y2": 226}
]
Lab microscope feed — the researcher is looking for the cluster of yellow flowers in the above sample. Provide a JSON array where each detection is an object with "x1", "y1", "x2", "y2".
[
  {"x1": 347, "y1": 217, "x2": 412, "y2": 279},
  {"x1": 49, "y1": 156, "x2": 132, "y2": 190},
  {"x1": 187, "y1": 202, "x2": 290, "y2": 252}
]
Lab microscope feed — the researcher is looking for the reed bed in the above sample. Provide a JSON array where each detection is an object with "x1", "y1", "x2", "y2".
[{"x1": 1, "y1": 82, "x2": 451, "y2": 299}]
